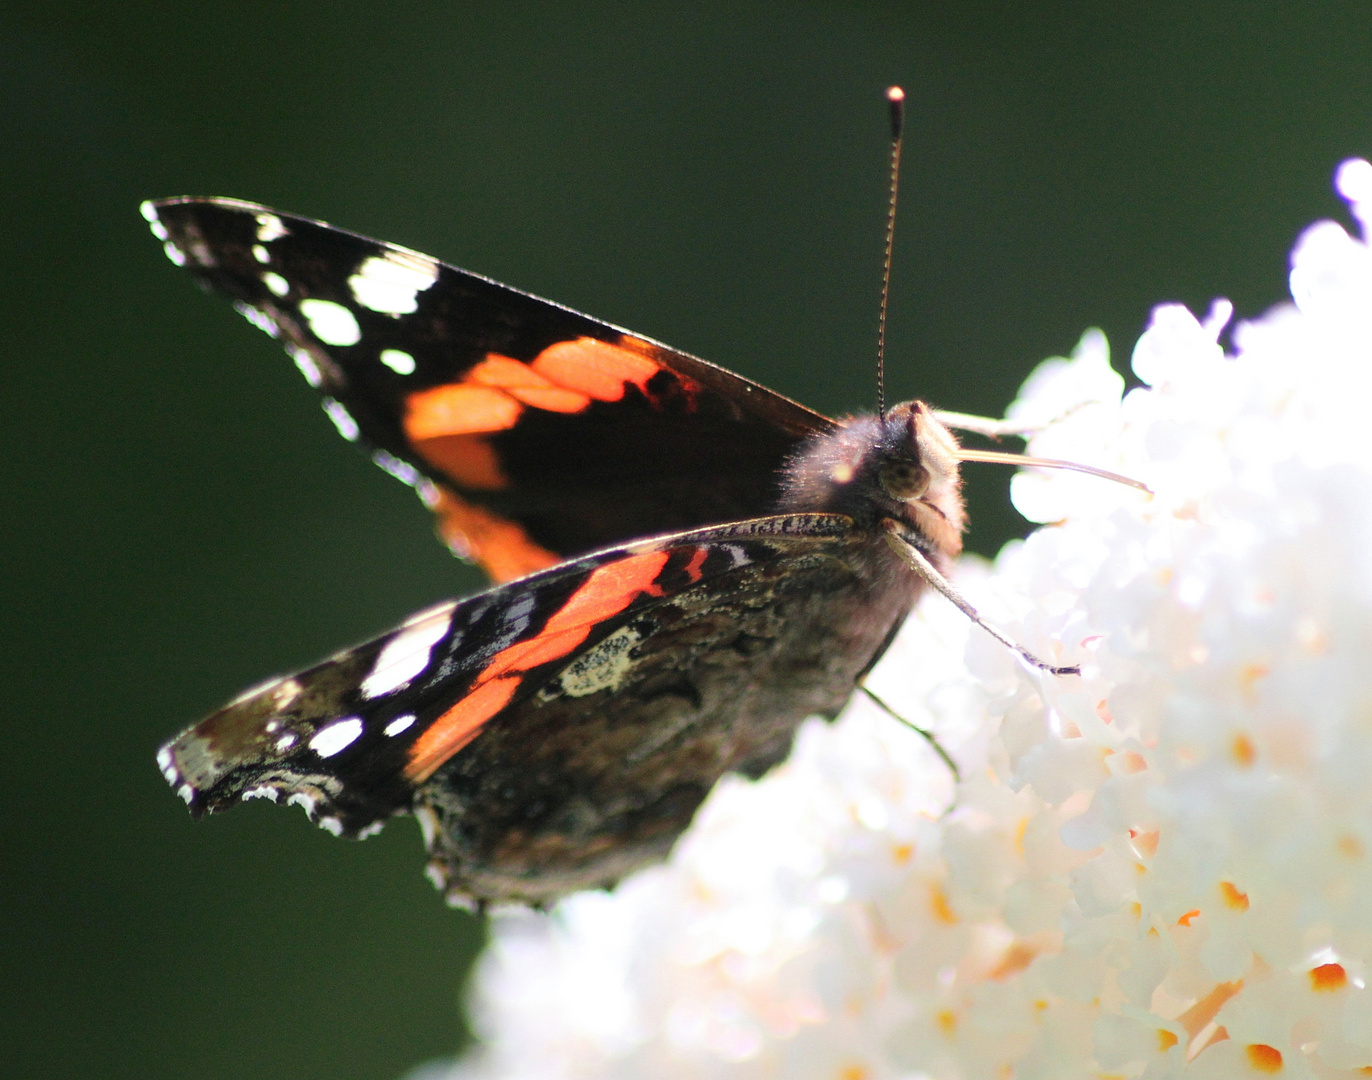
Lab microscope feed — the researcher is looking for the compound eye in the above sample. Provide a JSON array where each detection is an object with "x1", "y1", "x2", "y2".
[{"x1": 879, "y1": 459, "x2": 929, "y2": 500}]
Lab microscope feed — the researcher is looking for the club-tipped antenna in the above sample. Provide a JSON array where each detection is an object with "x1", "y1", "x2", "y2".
[
  {"x1": 955, "y1": 447, "x2": 1152, "y2": 494},
  {"x1": 876, "y1": 85, "x2": 904, "y2": 422}
]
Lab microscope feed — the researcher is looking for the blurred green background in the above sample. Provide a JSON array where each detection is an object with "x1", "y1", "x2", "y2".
[{"x1": 3, "y1": 2, "x2": 1370, "y2": 1078}]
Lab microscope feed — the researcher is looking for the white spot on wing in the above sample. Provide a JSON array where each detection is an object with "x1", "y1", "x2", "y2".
[
  {"x1": 380, "y1": 348, "x2": 416, "y2": 375},
  {"x1": 275, "y1": 733, "x2": 297, "y2": 752},
  {"x1": 319, "y1": 817, "x2": 344, "y2": 836},
  {"x1": 148, "y1": 219, "x2": 169, "y2": 241},
  {"x1": 139, "y1": 201, "x2": 159, "y2": 223},
  {"x1": 156, "y1": 746, "x2": 172, "y2": 771},
  {"x1": 309, "y1": 717, "x2": 364, "y2": 757},
  {"x1": 721, "y1": 543, "x2": 750, "y2": 568},
  {"x1": 234, "y1": 301, "x2": 279, "y2": 338},
  {"x1": 163, "y1": 241, "x2": 187, "y2": 266},
  {"x1": 287, "y1": 792, "x2": 317, "y2": 815},
  {"x1": 372, "y1": 450, "x2": 420, "y2": 486},
  {"x1": 415, "y1": 805, "x2": 440, "y2": 850},
  {"x1": 357, "y1": 821, "x2": 385, "y2": 839},
  {"x1": 255, "y1": 213, "x2": 288, "y2": 242},
  {"x1": 298, "y1": 298, "x2": 361, "y2": 347},
  {"x1": 252, "y1": 244, "x2": 270, "y2": 263},
  {"x1": 383, "y1": 714, "x2": 416, "y2": 737},
  {"x1": 322, "y1": 398, "x2": 360, "y2": 441},
  {"x1": 348, "y1": 250, "x2": 439, "y2": 315},
  {"x1": 177, "y1": 783, "x2": 195, "y2": 805},
  {"x1": 242, "y1": 785, "x2": 280, "y2": 802},
  {"x1": 262, "y1": 271, "x2": 289, "y2": 297},
  {"x1": 362, "y1": 605, "x2": 455, "y2": 700},
  {"x1": 287, "y1": 344, "x2": 323, "y2": 387}
]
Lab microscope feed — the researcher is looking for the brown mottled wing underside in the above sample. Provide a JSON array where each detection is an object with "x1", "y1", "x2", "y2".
[{"x1": 157, "y1": 514, "x2": 918, "y2": 906}]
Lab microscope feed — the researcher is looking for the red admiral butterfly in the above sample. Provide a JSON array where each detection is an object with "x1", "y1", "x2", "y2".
[{"x1": 147, "y1": 111, "x2": 1131, "y2": 907}]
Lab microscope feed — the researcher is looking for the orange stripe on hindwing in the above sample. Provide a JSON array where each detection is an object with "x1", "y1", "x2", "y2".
[
  {"x1": 402, "y1": 550, "x2": 672, "y2": 782},
  {"x1": 403, "y1": 677, "x2": 521, "y2": 783}
]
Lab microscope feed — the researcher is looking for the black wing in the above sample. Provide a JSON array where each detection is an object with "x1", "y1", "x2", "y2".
[{"x1": 144, "y1": 198, "x2": 833, "y2": 581}]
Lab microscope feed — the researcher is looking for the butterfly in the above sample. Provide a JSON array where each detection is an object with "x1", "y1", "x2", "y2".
[{"x1": 145, "y1": 192, "x2": 1105, "y2": 909}]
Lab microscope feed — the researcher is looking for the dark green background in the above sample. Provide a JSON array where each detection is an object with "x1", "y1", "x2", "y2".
[{"x1": 4, "y1": 3, "x2": 1369, "y2": 1078}]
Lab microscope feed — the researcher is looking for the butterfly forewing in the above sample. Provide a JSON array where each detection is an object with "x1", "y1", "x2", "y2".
[{"x1": 147, "y1": 198, "x2": 831, "y2": 581}]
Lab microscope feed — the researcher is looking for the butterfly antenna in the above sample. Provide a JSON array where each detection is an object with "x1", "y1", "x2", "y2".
[{"x1": 876, "y1": 86, "x2": 904, "y2": 423}]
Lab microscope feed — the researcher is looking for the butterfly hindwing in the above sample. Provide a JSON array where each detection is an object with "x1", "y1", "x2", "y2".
[
  {"x1": 145, "y1": 198, "x2": 833, "y2": 581},
  {"x1": 156, "y1": 513, "x2": 878, "y2": 880}
]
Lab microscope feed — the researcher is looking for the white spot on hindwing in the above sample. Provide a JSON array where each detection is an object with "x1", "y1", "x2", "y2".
[
  {"x1": 553, "y1": 624, "x2": 643, "y2": 698},
  {"x1": 415, "y1": 805, "x2": 440, "y2": 850},
  {"x1": 275, "y1": 733, "x2": 297, "y2": 752},
  {"x1": 242, "y1": 785, "x2": 280, "y2": 802},
  {"x1": 308, "y1": 717, "x2": 363, "y2": 757},
  {"x1": 361, "y1": 604, "x2": 455, "y2": 699},
  {"x1": 322, "y1": 398, "x2": 360, "y2": 440},
  {"x1": 383, "y1": 714, "x2": 416, "y2": 737},
  {"x1": 158, "y1": 745, "x2": 179, "y2": 784},
  {"x1": 262, "y1": 271, "x2": 289, "y2": 297},
  {"x1": 379, "y1": 348, "x2": 416, "y2": 375},
  {"x1": 347, "y1": 250, "x2": 439, "y2": 315},
  {"x1": 255, "y1": 213, "x2": 287, "y2": 242},
  {"x1": 252, "y1": 244, "x2": 270, "y2": 263},
  {"x1": 721, "y1": 543, "x2": 750, "y2": 568},
  {"x1": 287, "y1": 792, "x2": 317, "y2": 815},
  {"x1": 298, "y1": 298, "x2": 361, "y2": 346}
]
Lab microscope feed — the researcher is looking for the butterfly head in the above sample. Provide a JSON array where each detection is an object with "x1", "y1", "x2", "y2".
[{"x1": 779, "y1": 400, "x2": 965, "y2": 562}]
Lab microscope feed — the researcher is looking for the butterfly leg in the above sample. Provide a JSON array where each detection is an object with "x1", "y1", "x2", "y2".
[
  {"x1": 857, "y1": 682, "x2": 959, "y2": 782},
  {"x1": 880, "y1": 520, "x2": 1081, "y2": 677}
]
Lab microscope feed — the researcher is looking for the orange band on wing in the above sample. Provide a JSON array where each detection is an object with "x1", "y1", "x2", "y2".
[
  {"x1": 402, "y1": 549, "x2": 672, "y2": 780},
  {"x1": 683, "y1": 545, "x2": 708, "y2": 583},
  {"x1": 403, "y1": 675, "x2": 520, "y2": 782},
  {"x1": 480, "y1": 550, "x2": 671, "y2": 679},
  {"x1": 465, "y1": 355, "x2": 554, "y2": 389},
  {"x1": 530, "y1": 338, "x2": 659, "y2": 401},
  {"x1": 413, "y1": 434, "x2": 508, "y2": 489},
  {"x1": 405, "y1": 384, "x2": 521, "y2": 437},
  {"x1": 432, "y1": 489, "x2": 561, "y2": 583},
  {"x1": 505, "y1": 385, "x2": 593, "y2": 412},
  {"x1": 402, "y1": 337, "x2": 666, "y2": 496}
]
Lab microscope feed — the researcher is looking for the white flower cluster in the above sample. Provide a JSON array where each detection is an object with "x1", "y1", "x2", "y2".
[{"x1": 428, "y1": 160, "x2": 1372, "y2": 1080}]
